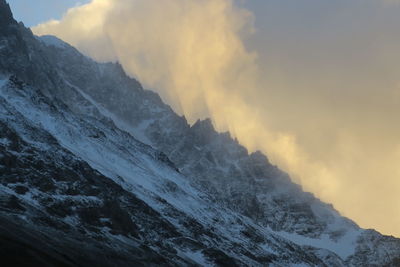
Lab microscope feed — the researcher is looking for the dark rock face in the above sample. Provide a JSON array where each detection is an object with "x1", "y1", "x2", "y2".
[
  {"x1": 0, "y1": 0, "x2": 14, "y2": 28},
  {"x1": 0, "y1": 1, "x2": 400, "y2": 266},
  {"x1": 0, "y1": 108, "x2": 180, "y2": 266}
]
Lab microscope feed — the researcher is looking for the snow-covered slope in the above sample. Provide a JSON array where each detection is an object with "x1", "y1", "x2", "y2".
[
  {"x1": 0, "y1": 0, "x2": 399, "y2": 266},
  {"x1": 0, "y1": 75, "x2": 351, "y2": 266}
]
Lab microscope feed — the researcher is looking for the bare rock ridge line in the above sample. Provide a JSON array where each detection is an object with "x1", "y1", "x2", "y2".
[
  {"x1": 0, "y1": 0, "x2": 14, "y2": 27},
  {"x1": 0, "y1": 1, "x2": 400, "y2": 266}
]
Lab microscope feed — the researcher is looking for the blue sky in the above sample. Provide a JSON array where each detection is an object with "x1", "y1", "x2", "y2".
[{"x1": 8, "y1": 0, "x2": 88, "y2": 26}]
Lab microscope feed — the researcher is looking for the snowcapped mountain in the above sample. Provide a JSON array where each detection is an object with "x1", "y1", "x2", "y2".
[{"x1": 0, "y1": 1, "x2": 399, "y2": 266}]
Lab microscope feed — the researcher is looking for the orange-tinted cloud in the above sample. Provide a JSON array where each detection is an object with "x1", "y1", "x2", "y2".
[{"x1": 33, "y1": 0, "x2": 400, "y2": 237}]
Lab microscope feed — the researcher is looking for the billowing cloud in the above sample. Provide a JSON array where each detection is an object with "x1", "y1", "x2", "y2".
[{"x1": 33, "y1": 0, "x2": 400, "y2": 237}]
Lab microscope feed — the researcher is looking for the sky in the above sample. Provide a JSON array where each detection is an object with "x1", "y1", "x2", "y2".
[
  {"x1": 8, "y1": 0, "x2": 400, "y2": 238},
  {"x1": 8, "y1": 0, "x2": 88, "y2": 26}
]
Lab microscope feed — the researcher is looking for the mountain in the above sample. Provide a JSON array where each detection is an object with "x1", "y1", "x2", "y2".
[{"x1": 0, "y1": 1, "x2": 399, "y2": 266}]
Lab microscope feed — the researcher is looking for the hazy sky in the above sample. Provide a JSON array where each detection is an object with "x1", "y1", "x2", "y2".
[
  {"x1": 10, "y1": 0, "x2": 400, "y2": 237},
  {"x1": 8, "y1": 0, "x2": 88, "y2": 26}
]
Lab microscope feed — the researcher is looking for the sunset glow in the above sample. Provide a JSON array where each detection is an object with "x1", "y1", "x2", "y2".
[{"x1": 33, "y1": 0, "x2": 400, "y2": 237}]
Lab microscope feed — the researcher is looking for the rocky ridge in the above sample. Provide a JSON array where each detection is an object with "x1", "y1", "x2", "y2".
[{"x1": 0, "y1": 1, "x2": 399, "y2": 266}]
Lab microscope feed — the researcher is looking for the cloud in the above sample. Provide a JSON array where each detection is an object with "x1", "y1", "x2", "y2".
[{"x1": 33, "y1": 0, "x2": 400, "y2": 237}]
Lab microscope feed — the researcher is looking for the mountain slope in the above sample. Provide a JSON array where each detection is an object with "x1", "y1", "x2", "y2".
[{"x1": 0, "y1": 1, "x2": 399, "y2": 266}]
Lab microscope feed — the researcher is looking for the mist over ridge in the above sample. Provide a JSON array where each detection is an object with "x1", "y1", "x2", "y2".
[{"x1": 33, "y1": 0, "x2": 400, "y2": 237}]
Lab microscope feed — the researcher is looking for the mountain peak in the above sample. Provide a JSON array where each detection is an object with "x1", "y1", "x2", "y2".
[
  {"x1": 1, "y1": 2, "x2": 400, "y2": 266},
  {"x1": 0, "y1": 0, "x2": 15, "y2": 28},
  {"x1": 190, "y1": 118, "x2": 217, "y2": 144},
  {"x1": 192, "y1": 118, "x2": 214, "y2": 132}
]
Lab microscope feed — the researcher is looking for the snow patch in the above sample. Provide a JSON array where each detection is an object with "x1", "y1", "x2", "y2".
[
  {"x1": 130, "y1": 119, "x2": 154, "y2": 145},
  {"x1": 0, "y1": 77, "x2": 8, "y2": 88},
  {"x1": 177, "y1": 250, "x2": 209, "y2": 266},
  {"x1": 64, "y1": 78, "x2": 153, "y2": 145},
  {"x1": 37, "y1": 35, "x2": 68, "y2": 48},
  {"x1": 0, "y1": 138, "x2": 10, "y2": 146},
  {"x1": 275, "y1": 228, "x2": 362, "y2": 259}
]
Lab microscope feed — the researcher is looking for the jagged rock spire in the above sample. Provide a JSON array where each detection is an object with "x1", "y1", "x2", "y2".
[{"x1": 0, "y1": 0, "x2": 15, "y2": 27}]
